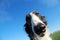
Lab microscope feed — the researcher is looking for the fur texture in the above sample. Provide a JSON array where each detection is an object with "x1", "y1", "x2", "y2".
[{"x1": 24, "y1": 11, "x2": 52, "y2": 40}]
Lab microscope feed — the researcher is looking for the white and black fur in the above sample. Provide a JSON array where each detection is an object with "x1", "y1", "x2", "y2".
[{"x1": 24, "y1": 11, "x2": 52, "y2": 40}]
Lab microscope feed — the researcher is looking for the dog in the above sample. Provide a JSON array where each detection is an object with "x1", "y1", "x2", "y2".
[{"x1": 24, "y1": 11, "x2": 52, "y2": 40}]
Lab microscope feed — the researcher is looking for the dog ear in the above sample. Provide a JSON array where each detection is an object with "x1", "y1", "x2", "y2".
[
  {"x1": 41, "y1": 16, "x2": 47, "y2": 25},
  {"x1": 24, "y1": 14, "x2": 34, "y2": 40},
  {"x1": 26, "y1": 14, "x2": 31, "y2": 22}
]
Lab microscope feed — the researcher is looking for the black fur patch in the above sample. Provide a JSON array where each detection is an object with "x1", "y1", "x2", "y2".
[
  {"x1": 41, "y1": 16, "x2": 47, "y2": 25},
  {"x1": 34, "y1": 23, "x2": 46, "y2": 37},
  {"x1": 24, "y1": 14, "x2": 34, "y2": 40}
]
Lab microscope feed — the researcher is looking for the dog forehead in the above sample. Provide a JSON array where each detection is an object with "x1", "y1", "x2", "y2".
[
  {"x1": 33, "y1": 12, "x2": 39, "y2": 16},
  {"x1": 30, "y1": 12, "x2": 45, "y2": 25},
  {"x1": 30, "y1": 12, "x2": 40, "y2": 17}
]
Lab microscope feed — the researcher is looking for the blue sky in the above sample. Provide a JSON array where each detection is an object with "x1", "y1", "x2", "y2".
[{"x1": 0, "y1": 0, "x2": 60, "y2": 40}]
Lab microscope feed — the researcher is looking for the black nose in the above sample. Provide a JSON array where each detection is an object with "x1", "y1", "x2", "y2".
[{"x1": 34, "y1": 23, "x2": 46, "y2": 35}]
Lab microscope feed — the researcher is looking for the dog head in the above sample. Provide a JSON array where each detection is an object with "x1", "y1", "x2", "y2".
[{"x1": 24, "y1": 11, "x2": 47, "y2": 37}]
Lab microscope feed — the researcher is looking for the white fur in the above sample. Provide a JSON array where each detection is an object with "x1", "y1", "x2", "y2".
[
  {"x1": 36, "y1": 26, "x2": 52, "y2": 40},
  {"x1": 30, "y1": 12, "x2": 45, "y2": 25}
]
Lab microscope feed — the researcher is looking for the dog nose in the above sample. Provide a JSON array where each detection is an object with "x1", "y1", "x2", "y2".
[
  {"x1": 38, "y1": 23, "x2": 45, "y2": 27},
  {"x1": 34, "y1": 23, "x2": 46, "y2": 35}
]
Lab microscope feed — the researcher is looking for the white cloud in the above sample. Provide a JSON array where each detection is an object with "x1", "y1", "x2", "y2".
[{"x1": 0, "y1": 11, "x2": 12, "y2": 23}]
